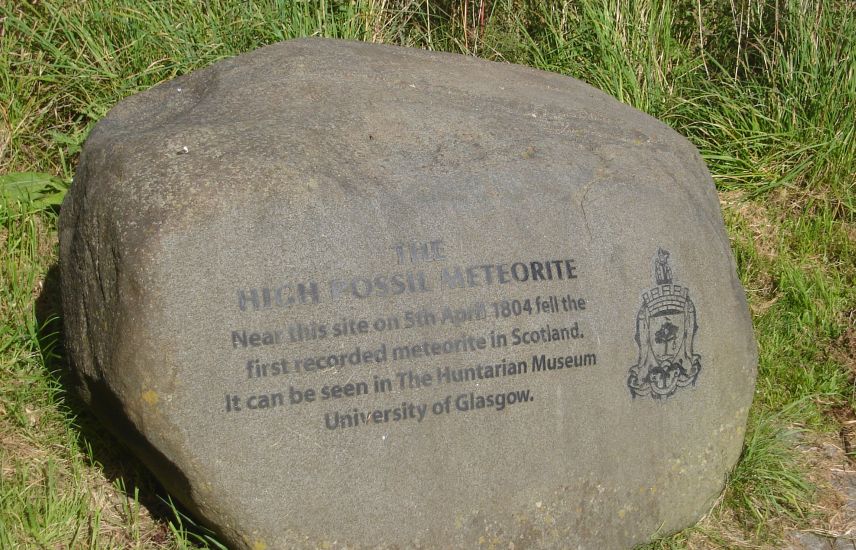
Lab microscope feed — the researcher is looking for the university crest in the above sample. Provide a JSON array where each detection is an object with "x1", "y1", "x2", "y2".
[{"x1": 627, "y1": 248, "x2": 701, "y2": 399}]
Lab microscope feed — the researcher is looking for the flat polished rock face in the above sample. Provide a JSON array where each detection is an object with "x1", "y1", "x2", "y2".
[{"x1": 59, "y1": 38, "x2": 757, "y2": 549}]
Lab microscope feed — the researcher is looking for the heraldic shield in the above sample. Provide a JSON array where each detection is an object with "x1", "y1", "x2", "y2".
[{"x1": 627, "y1": 249, "x2": 702, "y2": 399}]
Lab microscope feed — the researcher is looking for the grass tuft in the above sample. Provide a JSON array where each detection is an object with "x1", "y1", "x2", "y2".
[{"x1": 725, "y1": 404, "x2": 817, "y2": 535}]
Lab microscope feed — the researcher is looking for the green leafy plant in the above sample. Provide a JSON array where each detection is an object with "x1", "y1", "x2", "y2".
[{"x1": 1, "y1": 172, "x2": 68, "y2": 213}]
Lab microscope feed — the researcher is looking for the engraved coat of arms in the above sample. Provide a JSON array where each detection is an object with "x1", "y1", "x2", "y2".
[{"x1": 627, "y1": 249, "x2": 701, "y2": 399}]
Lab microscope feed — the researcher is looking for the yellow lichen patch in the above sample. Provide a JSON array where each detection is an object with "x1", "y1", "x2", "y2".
[
  {"x1": 141, "y1": 390, "x2": 158, "y2": 405},
  {"x1": 252, "y1": 540, "x2": 268, "y2": 550}
]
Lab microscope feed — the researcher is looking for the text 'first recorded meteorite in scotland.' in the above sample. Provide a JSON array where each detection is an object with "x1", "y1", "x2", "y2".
[{"x1": 59, "y1": 38, "x2": 758, "y2": 549}]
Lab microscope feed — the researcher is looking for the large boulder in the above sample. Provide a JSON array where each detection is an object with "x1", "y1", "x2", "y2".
[{"x1": 60, "y1": 38, "x2": 757, "y2": 549}]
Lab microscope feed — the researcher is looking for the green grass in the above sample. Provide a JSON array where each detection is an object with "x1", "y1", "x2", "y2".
[{"x1": 2, "y1": 0, "x2": 854, "y2": 548}]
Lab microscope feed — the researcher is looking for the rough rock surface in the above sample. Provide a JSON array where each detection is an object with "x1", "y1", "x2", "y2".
[{"x1": 59, "y1": 38, "x2": 757, "y2": 549}]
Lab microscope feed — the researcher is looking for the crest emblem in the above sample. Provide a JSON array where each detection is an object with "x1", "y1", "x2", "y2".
[{"x1": 627, "y1": 248, "x2": 701, "y2": 399}]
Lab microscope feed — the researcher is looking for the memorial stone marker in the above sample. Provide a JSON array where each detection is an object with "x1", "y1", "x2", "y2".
[{"x1": 60, "y1": 38, "x2": 758, "y2": 548}]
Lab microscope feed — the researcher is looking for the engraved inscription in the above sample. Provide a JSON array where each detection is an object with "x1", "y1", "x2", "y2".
[{"x1": 219, "y1": 239, "x2": 600, "y2": 430}]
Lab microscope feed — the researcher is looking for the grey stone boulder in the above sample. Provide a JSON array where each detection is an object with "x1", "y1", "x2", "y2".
[{"x1": 60, "y1": 38, "x2": 757, "y2": 549}]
